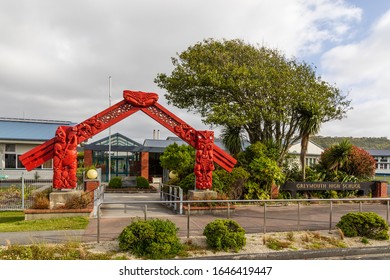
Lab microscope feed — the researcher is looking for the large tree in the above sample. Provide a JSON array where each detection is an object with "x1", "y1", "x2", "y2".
[{"x1": 155, "y1": 38, "x2": 351, "y2": 163}]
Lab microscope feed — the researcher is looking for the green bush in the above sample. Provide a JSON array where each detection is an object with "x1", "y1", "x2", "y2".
[
  {"x1": 118, "y1": 219, "x2": 183, "y2": 259},
  {"x1": 108, "y1": 177, "x2": 122, "y2": 188},
  {"x1": 203, "y1": 219, "x2": 246, "y2": 252},
  {"x1": 136, "y1": 176, "x2": 150, "y2": 189},
  {"x1": 336, "y1": 212, "x2": 389, "y2": 240}
]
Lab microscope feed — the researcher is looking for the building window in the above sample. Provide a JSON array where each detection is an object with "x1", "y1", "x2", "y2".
[
  {"x1": 380, "y1": 157, "x2": 388, "y2": 163},
  {"x1": 42, "y1": 159, "x2": 53, "y2": 169},
  {"x1": 5, "y1": 144, "x2": 15, "y2": 152},
  {"x1": 5, "y1": 154, "x2": 16, "y2": 168},
  {"x1": 5, "y1": 144, "x2": 17, "y2": 168}
]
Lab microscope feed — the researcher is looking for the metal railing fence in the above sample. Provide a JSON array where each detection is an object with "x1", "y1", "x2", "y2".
[
  {"x1": 96, "y1": 196, "x2": 390, "y2": 243},
  {"x1": 160, "y1": 184, "x2": 183, "y2": 214}
]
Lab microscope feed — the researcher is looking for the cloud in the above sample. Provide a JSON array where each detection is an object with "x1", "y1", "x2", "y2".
[
  {"x1": 320, "y1": 9, "x2": 390, "y2": 137},
  {"x1": 0, "y1": 0, "x2": 363, "y2": 141}
]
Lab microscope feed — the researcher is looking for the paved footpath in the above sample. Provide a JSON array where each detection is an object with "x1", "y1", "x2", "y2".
[{"x1": 1, "y1": 192, "x2": 390, "y2": 248}]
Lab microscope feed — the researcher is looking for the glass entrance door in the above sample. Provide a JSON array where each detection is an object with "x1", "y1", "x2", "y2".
[{"x1": 110, "y1": 157, "x2": 128, "y2": 177}]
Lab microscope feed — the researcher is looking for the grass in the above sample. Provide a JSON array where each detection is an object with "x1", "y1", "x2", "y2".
[{"x1": 0, "y1": 211, "x2": 89, "y2": 232}]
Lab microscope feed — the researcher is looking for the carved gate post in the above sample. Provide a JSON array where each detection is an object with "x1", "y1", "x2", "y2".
[
  {"x1": 53, "y1": 126, "x2": 78, "y2": 189},
  {"x1": 194, "y1": 131, "x2": 215, "y2": 190}
]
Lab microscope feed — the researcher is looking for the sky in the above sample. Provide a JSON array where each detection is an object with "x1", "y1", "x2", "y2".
[{"x1": 1, "y1": 0, "x2": 390, "y2": 144}]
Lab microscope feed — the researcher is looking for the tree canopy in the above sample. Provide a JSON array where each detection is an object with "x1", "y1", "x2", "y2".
[{"x1": 155, "y1": 38, "x2": 351, "y2": 163}]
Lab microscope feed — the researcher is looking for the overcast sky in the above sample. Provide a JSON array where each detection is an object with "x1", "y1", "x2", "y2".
[{"x1": 1, "y1": 0, "x2": 390, "y2": 144}]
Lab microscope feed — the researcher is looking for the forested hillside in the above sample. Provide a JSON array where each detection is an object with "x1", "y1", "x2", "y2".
[{"x1": 312, "y1": 136, "x2": 390, "y2": 150}]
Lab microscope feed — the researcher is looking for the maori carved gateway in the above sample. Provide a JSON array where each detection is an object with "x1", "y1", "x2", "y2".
[{"x1": 20, "y1": 90, "x2": 237, "y2": 190}]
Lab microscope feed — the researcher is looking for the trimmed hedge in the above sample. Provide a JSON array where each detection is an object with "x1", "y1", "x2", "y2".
[
  {"x1": 203, "y1": 219, "x2": 246, "y2": 252},
  {"x1": 336, "y1": 212, "x2": 389, "y2": 240},
  {"x1": 136, "y1": 176, "x2": 150, "y2": 188},
  {"x1": 108, "y1": 177, "x2": 122, "y2": 188},
  {"x1": 118, "y1": 219, "x2": 183, "y2": 259}
]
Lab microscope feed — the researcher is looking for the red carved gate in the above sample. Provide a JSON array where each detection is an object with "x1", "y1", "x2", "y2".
[{"x1": 20, "y1": 90, "x2": 236, "y2": 190}]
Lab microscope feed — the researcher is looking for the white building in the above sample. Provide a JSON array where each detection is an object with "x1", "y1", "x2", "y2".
[
  {"x1": 0, "y1": 117, "x2": 75, "y2": 179},
  {"x1": 288, "y1": 139, "x2": 325, "y2": 168},
  {"x1": 366, "y1": 150, "x2": 390, "y2": 176}
]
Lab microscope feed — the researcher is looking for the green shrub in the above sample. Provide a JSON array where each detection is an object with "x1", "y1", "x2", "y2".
[
  {"x1": 203, "y1": 219, "x2": 246, "y2": 252},
  {"x1": 108, "y1": 177, "x2": 122, "y2": 188},
  {"x1": 136, "y1": 176, "x2": 150, "y2": 188},
  {"x1": 118, "y1": 219, "x2": 183, "y2": 259},
  {"x1": 336, "y1": 212, "x2": 389, "y2": 240}
]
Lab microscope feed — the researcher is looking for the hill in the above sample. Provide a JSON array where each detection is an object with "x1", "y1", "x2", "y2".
[{"x1": 311, "y1": 136, "x2": 390, "y2": 150}]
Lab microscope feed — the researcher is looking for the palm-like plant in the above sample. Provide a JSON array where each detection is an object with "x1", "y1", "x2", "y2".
[
  {"x1": 327, "y1": 139, "x2": 353, "y2": 172},
  {"x1": 297, "y1": 103, "x2": 322, "y2": 181},
  {"x1": 220, "y1": 125, "x2": 246, "y2": 158}
]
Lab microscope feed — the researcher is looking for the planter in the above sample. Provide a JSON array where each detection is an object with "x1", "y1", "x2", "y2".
[
  {"x1": 105, "y1": 187, "x2": 158, "y2": 193},
  {"x1": 24, "y1": 208, "x2": 92, "y2": 220},
  {"x1": 182, "y1": 205, "x2": 236, "y2": 215}
]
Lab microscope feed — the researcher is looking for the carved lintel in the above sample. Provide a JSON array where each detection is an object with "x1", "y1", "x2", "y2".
[{"x1": 123, "y1": 90, "x2": 158, "y2": 107}]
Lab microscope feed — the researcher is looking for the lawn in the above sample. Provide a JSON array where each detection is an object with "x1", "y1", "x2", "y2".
[{"x1": 0, "y1": 211, "x2": 89, "y2": 232}]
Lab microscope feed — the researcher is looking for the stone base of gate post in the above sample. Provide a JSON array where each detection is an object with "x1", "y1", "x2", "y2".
[
  {"x1": 49, "y1": 190, "x2": 83, "y2": 209},
  {"x1": 188, "y1": 190, "x2": 218, "y2": 201}
]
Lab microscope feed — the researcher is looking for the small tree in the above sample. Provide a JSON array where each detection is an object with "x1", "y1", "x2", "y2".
[
  {"x1": 238, "y1": 142, "x2": 284, "y2": 199},
  {"x1": 159, "y1": 143, "x2": 195, "y2": 181}
]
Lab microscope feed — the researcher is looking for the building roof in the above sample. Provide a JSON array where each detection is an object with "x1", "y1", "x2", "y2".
[
  {"x1": 142, "y1": 137, "x2": 187, "y2": 153},
  {"x1": 0, "y1": 117, "x2": 76, "y2": 142},
  {"x1": 84, "y1": 133, "x2": 142, "y2": 152},
  {"x1": 366, "y1": 149, "x2": 390, "y2": 157}
]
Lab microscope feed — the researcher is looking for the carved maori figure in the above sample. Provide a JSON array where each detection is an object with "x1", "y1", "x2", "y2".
[
  {"x1": 194, "y1": 131, "x2": 215, "y2": 190},
  {"x1": 53, "y1": 126, "x2": 78, "y2": 189},
  {"x1": 124, "y1": 90, "x2": 159, "y2": 107}
]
